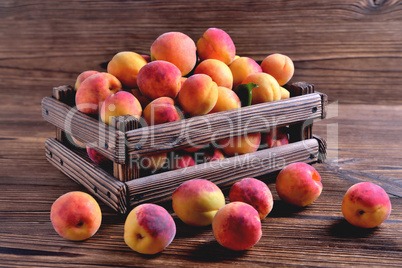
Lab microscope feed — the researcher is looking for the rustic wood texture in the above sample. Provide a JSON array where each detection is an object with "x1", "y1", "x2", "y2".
[
  {"x1": 1, "y1": 0, "x2": 401, "y2": 267},
  {"x1": 126, "y1": 92, "x2": 325, "y2": 157},
  {"x1": 125, "y1": 138, "x2": 323, "y2": 208},
  {"x1": 42, "y1": 94, "x2": 125, "y2": 163}
]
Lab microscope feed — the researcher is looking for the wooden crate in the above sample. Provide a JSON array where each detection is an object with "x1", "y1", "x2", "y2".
[{"x1": 41, "y1": 82, "x2": 328, "y2": 214}]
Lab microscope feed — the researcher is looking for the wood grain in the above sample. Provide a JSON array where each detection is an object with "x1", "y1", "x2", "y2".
[
  {"x1": 1, "y1": 0, "x2": 402, "y2": 267},
  {"x1": 126, "y1": 92, "x2": 325, "y2": 157}
]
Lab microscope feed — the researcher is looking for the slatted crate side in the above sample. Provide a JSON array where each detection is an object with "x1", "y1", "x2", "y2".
[
  {"x1": 125, "y1": 91, "x2": 326, "y2": 158},
  {"x1": 45, "y1": 138, "x2": 129, "y2": 214},
  {"x1": 125, "y1": 136, "x2": 326, "y2": 208},
  {"x1": 41, "y1": 85, "x2": 127, "y2": 164}
]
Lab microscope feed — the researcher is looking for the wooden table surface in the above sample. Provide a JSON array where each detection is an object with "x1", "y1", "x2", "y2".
[{"x1": 1, "y1": 0, "x2": 401, "y2": 267}]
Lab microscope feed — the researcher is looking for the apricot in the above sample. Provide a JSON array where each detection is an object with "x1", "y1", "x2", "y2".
[
  {"x1": 129, "y1": 88, "x2": 151, "y2": 109},
  {"x1": 209, "y1": 86, "x2": 241, "y2": 114},
  {"x1": 170, "y1": 152, "x2": 195, "y2": 170},
  {"x1": 74, "y1": 70, "x2": 99, "y2": 91},
  {"x1": 100, "y1": 91, "x2": 142, "y2": 126},
  {"x1": 137, "y1": 60, "x2": 182, "y2": 100},
  {"x1": 219, "y1": 132, "x2": 261, "y2": 157},
  {"x1": 342, "y1": 182, "x2": 391, "y2": 228},
  {"x1": 212, "y1": 202, "x2": 262, "y2": 251},
  {"x1": 262, "y1": 127, "x2": 289, "y2": 148},
  {"x1": 107, "y1": 51, "x2": 148, "y2": 88},
  {"x1": 261, "y1": 53, "x2": 294, "y2": 86},
  {"x1": 177, "y1": 74, "x2": 218, "y2": 116},
  {"x1": 86, "y1": 146, "x2": 110, "y2": 166},
  {"x1": 50, "y1": 191, "x2": 102, "y2": 241},
  {"x1": 229, "y1": 178, "x2": 274, "y2": 220},
  {"x1": 197, "y1": 28, "x2": 236, "y2": 65},
  {"x1": 280, "y1": 86, "x2": 290, "y2": 99},
  {"x1": 276, "y1": 162, "x2": 322, "y2": 207},
  {"x1": 204, "y1": 148, "x2": 225, "y2": 162},
  {"x1": 229, "y1": 57, "x2": 262, "y2": 88},
  {"x1": 194, "y1": 59, "x2": 233, "y2": 89},
  {"x1": 172, "y1": 179, "x2": 225, "y2": 226},
  {"x1": 150, "y1": 31, "x2": 197, "y2": 76},
  {"x1": 75, "y1": 72, "x2": 122, "y2": 115},
  {"x1": 124, "y1": 203, "x2": 176, "y2": 255},
  {"x1": 142, "y1": 97, "x2": 182, "y2": 126},
  {"x1": 242, "y1": 72, "x2": 281, "y2": 104}
]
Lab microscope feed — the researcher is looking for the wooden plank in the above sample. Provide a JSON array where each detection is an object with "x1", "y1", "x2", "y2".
[
  {"x1": 41, "y1": 96, "x2": 126, "y2": 164},
  {"x1": 126, "y1": 92, "x2": 326, "y2": 157},
  {"x1": 112, "y1": 115, "x2": 140, "y2": 182},
  {"x1": 44, "y1": 138, "x2": 128, "y2": 214},
  {"x1": 126, "y1": 137, "x2": 323, "y2": 209}
]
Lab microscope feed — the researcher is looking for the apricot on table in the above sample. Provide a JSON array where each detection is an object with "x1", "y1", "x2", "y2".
[
  {"x1": 342, "y1": 182, "x2": 392, "y2": 228},
  {"x1": 172, "y1": 179, "x2": 225, "y2": 226},
  {"x1": 212, "y1": 202, "x2": 262, "y2": 251},
  {"x1": 229, "y1": 177, "x2": 274, "y2": 220},
  {"x1": 276, "y1": 162, "x2": 323, "y2": 207}
]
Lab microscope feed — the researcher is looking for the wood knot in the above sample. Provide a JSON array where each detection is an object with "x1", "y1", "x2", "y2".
[{"x1": 370, "y1": 0, "x2": 387, "y2": 8}]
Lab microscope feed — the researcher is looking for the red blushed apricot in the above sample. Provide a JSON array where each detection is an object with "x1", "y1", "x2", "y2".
[
  {"x1": 100, "y1": 91, "x2": 142, "y2": 125},
  {"x1": 276, "y1": 162, "x2": 323, "y2": 207},
  {"x1": 261, "y1": 127, "x2": 289, "y2": 148},
  {"x1": 178, "y1": 74, "x2": 219, "y2": 116},
  {"x1": 196, "y1": 28, "x2": 236, "y2": 65},
  {"x1": 50, "y1": 191, "x2": 102, "y2": 241},
  {"x1": 124, "y1": 203, "x2": 176, "y2": 254},
  {"x1": 194, "y1": 59, "x2": 233, "y2": 89},
  {"x1": 342, "y1": 182, "x2": 392, "y2": 228},
  {"x1": 209, "y1": 86, "x2": 241, "y2": 114},
  {"x1": 86, "y1": 146, "x2": 110, "y2": 166},
  {"x1": 142, "y1": 97, "x2": 182, "y2": 126},
  {"x1": 170, "y1": 152, "x2": 195, "y2": 170},
  {"x1": 137, "y1": 60, "x2": 182, "y2": 100},
  {"x1": 219, "y1": 132, "x2": 261, "y2": 157},
  {"x1": 204, "y1": 148, "x2": 225, "y2": 162},
  {"x1": 242, "y1": 72, "x2": 281, "y2": 104},
  {"x1": 212, "y1": 202, "x2": 262, "y2": 251},
  {"x1": 150, "y1": 32, "x2": 197, "y2": 76},
  {"x1": 172, "y1": 179, "x2": 226, "y2": 226},
  {"x1": 75, "y1": 72, "x2": 122, "y2": 115},
  {"x1": 74, "y1": 70, "x2": 99, "y2": 91},
  {"x1": 229, "y1": 57, "x2": 262, "y2": 88},
  {"x1": 261, "y1": 53, "x2": 294, "y2": 86},
  {"x1": 229, "y1": 178, "x2": 273, "y2": 220}
]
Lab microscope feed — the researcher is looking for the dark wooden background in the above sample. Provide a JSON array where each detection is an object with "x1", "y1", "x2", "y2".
[{"x1": 0, "y1": 0, "x2": 401, "y2": 267}]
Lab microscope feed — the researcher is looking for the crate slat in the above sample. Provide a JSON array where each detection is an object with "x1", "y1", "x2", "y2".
[
  {"x1": 41, "y1": 96, "x2": 126, "y2": 164},
  {"x1": 125, "y1": 137, "x2": 324, "y2": 208},
  {"x1": 126, "y1": 92, "x2": 326, "y2": 157},
  {"x1": 45, "y1": 138, "x2": 129, "y2": 214}
]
